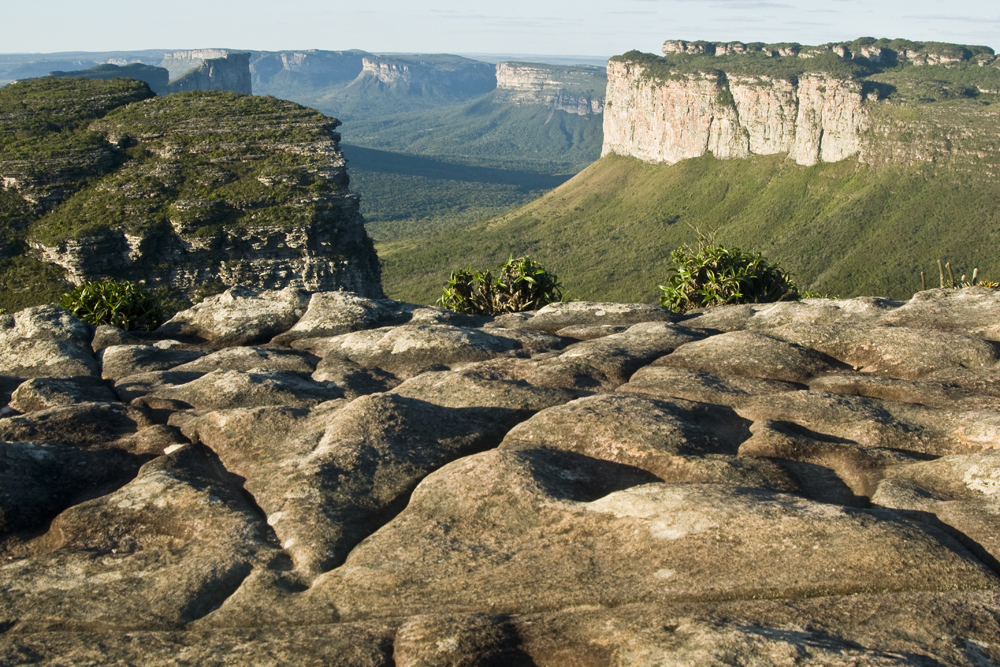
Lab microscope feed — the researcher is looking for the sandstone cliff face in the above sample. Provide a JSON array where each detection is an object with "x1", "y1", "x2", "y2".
[
  {"x1": 165, "y1": 52, "x2": 251, "y2": 95},
  {"x1": 358, "y1": 55, "x2": 496, "y2": 96},
  {"x1": 493, "y1": 62, "x2": 605, "y2": 115},
  {"x1": 250, "y1": 50, "x2": 365, "y2": 90},
  {"x1": 159, "y1": 49, "x2": 230, "y2": 81},
  {"x1": 602, "y1": 60, "x2": 867, "y2": 166}
]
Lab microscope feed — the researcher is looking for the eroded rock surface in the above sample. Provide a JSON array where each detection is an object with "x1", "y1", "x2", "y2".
[{"x1": 5, "y1": 289, "x2": 1000, "y2": 664}]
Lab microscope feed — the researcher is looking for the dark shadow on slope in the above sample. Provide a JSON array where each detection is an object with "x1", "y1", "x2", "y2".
[{"x1": 342, "y1": 143, "x2": 571, "y2": 193}]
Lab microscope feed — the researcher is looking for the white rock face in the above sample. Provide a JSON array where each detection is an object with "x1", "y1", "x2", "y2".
[
  {"x1": 602, "y1": 59, "x2": 868, "y2": 166},
  {"x1": 494, "y1": 62, "x2": 605, "y2": 115}
]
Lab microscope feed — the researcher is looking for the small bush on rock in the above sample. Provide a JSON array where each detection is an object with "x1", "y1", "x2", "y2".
[
  {"x1": 438, "y1": 256, "x2": 563, "y2": 315},
  {"x1": 659, "y1": 244, "x2": 800, "y2": 313},
  {"x1": 60, "y1": 279, "x2": 165, "y2": 331}
]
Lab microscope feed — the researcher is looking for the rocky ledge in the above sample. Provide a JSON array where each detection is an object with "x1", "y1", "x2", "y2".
[{"x1": 4, "y1": 287, "x2": 1000, "y2": 664}]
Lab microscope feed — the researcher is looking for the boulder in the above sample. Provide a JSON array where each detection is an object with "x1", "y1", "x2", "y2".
[
  {"x1": 170, "y1": 346, "x2": 319, "y2": 374},
  {"x1": 100, "y1": 344, "x2": 208, "y2": 381},
  {"x1": 809, "y1": 373, "x2": 1000, "y2": 411},
  {"x1": 500, "y1": 301, "x2": 678, "y2": 333},
  {"x1": 0, "y1": 446, "x2": 278, "y2": 632},
  {"x1": 620, "y1": 366, "x2": 804, "y2": 406},
  {"x1": 311, "y1": 357, "x2": 399, "y2": 399},
  {"x1": 157, "y1": 286, "x2": 310, "y2": 347},
  {"x1": 9, "y1": 376, "x2": 119, "y2": 413},
  {"x1": 880, "y1": 287, "x2": 1000, "y2": 340},
  {"x1": 553, "y1": 323, "x2": 630, "y2": 340},
  {"x1": 0, "y1": 402, "x2": 157, "y2": 454},
  {"x1": 311, "y1": 448, "x2": 996, "y2": 621},
  {"x1": 735, "y1": 391, "x2": 1000, "y2": 456},
  {"x1": 137, "y1": 369, "x2": 344, "y2": 411},
  {"x1": 188, "y1": 393, "x2": 507, "y2": 579},
  {"x1": 292, "y1": 325, "x2": 526, "y2": 379},
  {"x1": 113, "y1": 370, "x2": 206, "y2": 403},
  {"x1": 655, "y1": 330, "x2": 851, "y2": 383},
  {"x1": 873, "y1": 450, "x2": 1000, "y2": 566},
  {"x1": 269, "y1": 291, "x2": 401, "y2": 346},
  {"x1": 500, "y1": 393, "x2": 793, "y2": 490},
  {"x1": 0, "y1": 306, "x2": 97, "y2": 379},
  {"x1": 524, "y1": 322, "x2": 706, "y2": 392},
  {"x1": 0, "y1": 440, "x2": 147, "y2": 536},
  {"x1": 769, "y1": 323, "x2": 1000, "y2": 379}
]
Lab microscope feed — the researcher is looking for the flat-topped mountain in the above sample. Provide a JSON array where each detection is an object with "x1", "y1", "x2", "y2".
[
  {"x1": 604, "y1": 37, "x2": 1000, "y2": 168},
  {"x1": 3, "y1": 287, "x2": 1000, "y2": 662},
  {"x1": 381, "y1": 37, "x2": 1000, "y2": 305},
  {"x1": 0, "y1": 78, "x2": 381, "y2": 312}
]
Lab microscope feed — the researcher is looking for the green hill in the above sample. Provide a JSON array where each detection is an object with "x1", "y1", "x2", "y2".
[{"x1": 375, "y1": 152, "x2": 1000, "y2": 305}]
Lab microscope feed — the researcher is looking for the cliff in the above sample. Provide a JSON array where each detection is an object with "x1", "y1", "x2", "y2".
[
  {"x1": 0, "y1": 78, "x2": 382, "y2": 312},
  {"x1": 165, "y1": 52, "x2": 252, "y2": 95},
  {"x1": 159, "y1": 49, "x2": 231, "y2": 81},
  {"x1": 603, "y1": 38, "x2": 999, "y2": 168},
  {"x1": 493, "y1": 62, "x2": 605, "y2": 115},
  {"x1": 358, "y1": 54, "x2": 497, "y2": 97},
  {"x1": 604, "y1": 59, "x2": 868, "y2": 166},
  {"x1": 4, "y1": 290, "x2": 1000, "y2": 663},
  {"x1": 250, "y1": 50, "x2": 366, "y2": 93}
]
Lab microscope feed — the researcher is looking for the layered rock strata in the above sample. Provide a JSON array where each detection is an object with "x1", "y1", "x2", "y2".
[
  {"x1": 4, "y1": 286, "x2": 1000, "y2": 662},
  {"x1": 22, "y1": 86, "x2": 381, "y2": 298},
  {"x1": 164, "y1": 52, "x2": 252, "y2": 95},
  {"x1": 602, "y1": 59, "x2": 867, "y2": 166},
  {"x1": 494, "y1": 62, "x2": 606, "y2": 115}
]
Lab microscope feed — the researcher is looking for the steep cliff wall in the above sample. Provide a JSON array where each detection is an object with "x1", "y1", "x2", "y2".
[
  {"x1": 602, "y1": 39, "x2": 999, "y2": 168},
  {"x1": 159, "y1": 49, "x2": 230, "y2": 81},
  {"x1": 602, "y1": 60, "x2": 866, "y2": 166},
  {"x1": 28, "y1": 90, "x2": 379, "y2": 297},
  {"x1": 493, "y1": 62, "x2": 605, "y2": 115},
  {"x1": 250, "y1": 50, "x2": 366, "y2": 91},
  {"x1": 0, "y1": 78, "x2": 382, "y2": 311},
  {"x1": 165, "y1": 52, "x2": 251, "y2": 95}
]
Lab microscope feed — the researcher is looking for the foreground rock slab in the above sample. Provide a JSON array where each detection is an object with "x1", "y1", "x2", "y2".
[{"x1": 4, "y1": 289, "x2": 1000, "y2": 664}]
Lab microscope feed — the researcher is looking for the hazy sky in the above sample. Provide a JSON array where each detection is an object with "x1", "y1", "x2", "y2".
[{"x1": 4, "y1": 0, "x2": 999, "y2": 56}]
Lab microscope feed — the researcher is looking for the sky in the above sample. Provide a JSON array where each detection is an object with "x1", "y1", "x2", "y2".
[{"x1": 3, "y1": 0, "x2": 999, "y2": 56}]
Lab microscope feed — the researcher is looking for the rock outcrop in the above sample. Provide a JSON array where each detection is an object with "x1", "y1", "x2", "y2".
[
  {"x1": 359, "y1": 55, "x2": 496, "y2": 97},
  {"x1": 603, "y1": 38, "x2": 998, "y2": 168},
  {"x1": 1, "y1": 78, "x2": 383, "y2": 306},
  {"x1": 163, "y1": 51, "x2": 252, "y2": 95},
  {"x1": 493, "y1": 62, "x2": 606, "y2": 115},
  {"x1": 4, "y1": 287, "x2": 1000, "y2": 662},
  {"x1": 602, "y1": 59, "x2": 867, "y2": 166}
]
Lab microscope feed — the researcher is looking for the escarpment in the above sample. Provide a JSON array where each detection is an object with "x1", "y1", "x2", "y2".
[
  {"x1": 603, "y1": 37, "x2": 1000, "y2": 168},
  {"x1": 603, "y1": 60, "x2": 865, "y2": 166},
  {"x1": 160, "y1": 50, "x2": 252, "y2": 95},
  {"x1": 493, "y1": 62, "x2": 606, "y2": 115},
  {"x1": 4, "y1": 288, "x2": 1000, "y2": 662},
  {"x1": 0, "y1": 77, "x2": 383, "y2": 311}
]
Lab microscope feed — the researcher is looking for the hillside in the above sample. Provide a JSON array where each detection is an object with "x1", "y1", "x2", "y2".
[
  {"x1": 378, "y1": 37, "x2": 1000, "y2": 305},
  {"x1": 376, "y1": 151, "x2": 1000, "y2": 304}
]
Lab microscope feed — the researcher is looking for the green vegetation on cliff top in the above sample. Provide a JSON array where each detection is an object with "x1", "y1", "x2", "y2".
[{"x1": 0, "y1": 77, "x2": 359, "y2": 311}]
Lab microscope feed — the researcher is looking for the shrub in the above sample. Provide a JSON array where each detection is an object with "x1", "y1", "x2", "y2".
[
  {"x1": 438, "y1": 256, "x2": 563, "y2": 315},
  {"x1": 59, "y1": 279, "x2": 165, "y2": 331},
  {"x1": 659, "y1": 244, "x2": 799, "y2": 313}
]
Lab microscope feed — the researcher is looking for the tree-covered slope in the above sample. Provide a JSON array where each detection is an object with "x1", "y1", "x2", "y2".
[{"x1": 376, "y1": 152, "x2": 1000, "y2": 305}]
